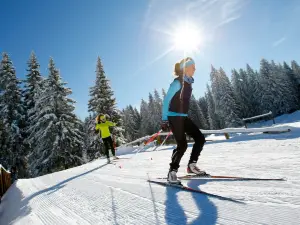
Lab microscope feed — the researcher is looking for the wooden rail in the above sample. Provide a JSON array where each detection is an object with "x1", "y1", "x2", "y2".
[{"x1": 0, "y1": 165, "x2": 11, "y2": 202}]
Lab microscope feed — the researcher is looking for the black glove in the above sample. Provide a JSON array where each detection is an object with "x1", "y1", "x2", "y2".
[{"x1": 161, "y1": 121, "x2": 170, "y2": 132}]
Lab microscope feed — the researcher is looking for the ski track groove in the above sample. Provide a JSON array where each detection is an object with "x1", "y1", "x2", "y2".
[
  {"x1": 81, "y1": 173, "x2": 267, "y2": 225},
  {"x1": 32, "y1": 180, "x2": 100, "y2": 225}
]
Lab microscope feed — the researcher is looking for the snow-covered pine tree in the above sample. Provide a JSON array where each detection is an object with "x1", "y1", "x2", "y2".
[
  {"x1": 259, "y1": 59, "x2": 281, "y2": 115},
  {"x1": 22, "y1": 51, "x2": 43, "y2": 162},
  {"x1": 23, "y1": 51, "x2": 43, "y2": 120},
  {"x1": 153, "y1": 89, "x2": 162, "y2": 127},
  {"x1": 122, "y1": 105, "x2": 136, "y2": 142},
  {"x1": 147, "y1": 93, "x2": 157, "y2": 134},
  {"x1": 211, "y1": 67, "x2": 242, "y2": 128},
  {"x1": 206, "y1": 84, "x2": 221, "y2": 129},
  {"x1": 246, "y1": 64, "x2": 263, "y2": 116},
  {"x1": 282, "y1": 62, "x2": 300, "y2": 110},
  {"x1": 188, "y1": 95, "x2": 209, "y2": 129},
  {"x1": 162, "y1": 88, "x2": 166, "y2": 99},
  {"x1": 139, "y1": 99, "x2": 150, "y2": 136},
  {"x1": 231, "y1": 69, "x2": 251, "y2": 118},
  {"x1": 291, "y1": 60, "x2": 300, "y2": 82},
  {"x1": 28, "y1": 58, "x2": 83, "y2": 176},
  {"x1": 132, "y1": 107, "x2": 141, "y2": 139},
  {"x1": 0, "y1": 52, "x2": 26, "y2": 175},
  {"x1": 88, "y1": 57, "x2": 125, "y2": 146},
  {"x1": 275, "y1": 62, "x2": 299, "y2": 113},
  {"x1": 198, "y1": 96, "x2": 209, "y2": 125},
  {"x1": 82, "y1": 114, "x2": 103, "y2": 161},
  {"x1": 209, "y1": 66, "x2": 224, "y2": 128},
  {"x1": 0, "y1": 118, "x2": 10, "y2": 168}
]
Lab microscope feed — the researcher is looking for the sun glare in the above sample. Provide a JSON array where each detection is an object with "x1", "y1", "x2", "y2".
[{"x1": 172, "y1": 22, "x2": 202, "y2": 53}]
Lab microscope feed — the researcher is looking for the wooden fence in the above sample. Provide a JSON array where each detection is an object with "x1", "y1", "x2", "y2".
[{"x1": 0, "y1": 165, "x2": 11, "y2": 201}]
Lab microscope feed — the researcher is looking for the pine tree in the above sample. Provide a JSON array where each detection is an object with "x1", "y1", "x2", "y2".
[
  {"x1": 206, "y1": 84, "x2": 221, "y2": 129},
  {"x1": 246, "y1": 64, "x2": 262, "y2": 116},
  {"x1": 82, "y1": 115, "x2": 103, "y2": 161},
  {"x1": 23, "y1": 52, "x2": 43, "y2": 118},
  {"x1": 28, "y1": 58, "x2": 83, "y2": 176},
  {"x1": 259, "y1": 59, "x2": 279, "y2": 115},
  {"x1": 291, "y1": 60, "x2": 300, "y2": 80},
  {"x1": 133, "y1": 107, "x2": 141, "y2": 139},
  {"x1": 23, "y1": 51, "x2": 43, "y2": 164},
  {"x1": 231, "y1": 69, "x2": 251, "y2": 118},
  {"x1": 139, "y1": 99, "x2": 150, "y2": 136},
  {"x1": 0, "y1": 118, "x2": 10, "y2": 168},
  {"x1": 153, "y1": 89, "x2": 162, "y2": 127},
  {"x1": 282, "y1": 62, "x2": 300, "y2": 110},
  {"x1": 0, "y1": 52, "x2": 26, "y2": 175},
  {"x1": 88, "y1": 57, "x2": 125, "y2": 146},
  {"x1": 188, "y1": 95, "x2": 209, "y2": 129},
  {"x1": 259, "y1": 59, "x2": 292, "y2": 116},
  {"x1": 162, "y1": 88, "x2": 166, "y2": 99},
  {"x1": 276, "y1": 62, "x2": 299, "y2": 113},
  {"x1": 198, "y1": 96, "x2": 209, "y2": 125},
  {"x1": 211, "y1": 66, "x2": 242, "y2": 127},
  {"x1": 122, "y1": 105, "x2": 136, "y2": 142}
]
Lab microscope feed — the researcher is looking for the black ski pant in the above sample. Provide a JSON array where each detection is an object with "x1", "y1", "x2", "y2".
[
  {"x1": 168, "y1": 116, "x2": 206, "y2": 171},
  {"x1": 102, "y1": 136, "x2": 115, "y2": 158}
]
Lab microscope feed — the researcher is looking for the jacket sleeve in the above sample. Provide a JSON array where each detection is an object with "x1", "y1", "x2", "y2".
[
  {"x1": 95, "y1": 124, "x2": 99, "y2": 134},
  {"x1": 162, "y1": 80, "x2": 181, "y2": 121},
  {"x1": 107, "y1": 121, "x2": 116, "y2": 127}
]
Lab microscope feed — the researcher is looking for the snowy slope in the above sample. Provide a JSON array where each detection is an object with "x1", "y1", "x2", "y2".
[{"x1": 1, "y1": 113, "x2": 300, "y2": 225}]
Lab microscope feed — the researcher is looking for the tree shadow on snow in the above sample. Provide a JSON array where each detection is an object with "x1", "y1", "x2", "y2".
[
  {"x1": 1, "y1": 162, "x2": 110, "y2": 224},
  {"x1": 0, "y1": 181, "x2": 29, "y2": 225}
]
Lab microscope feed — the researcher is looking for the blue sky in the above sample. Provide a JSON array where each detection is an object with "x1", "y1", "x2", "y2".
[{"x1": 1, "y1": 0, "x2": 300, "y2": 120}]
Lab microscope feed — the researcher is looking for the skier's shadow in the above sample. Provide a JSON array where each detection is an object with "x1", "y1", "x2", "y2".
[
  {"x1": 187, "y1": 179, "x2": 218, "y2": 225},
  {"x1": 164, "y1": 180, "x2": 217, "y2": 225},
  {"x1": 164, "y1": 179, "x2": 244, "y2": 225}
]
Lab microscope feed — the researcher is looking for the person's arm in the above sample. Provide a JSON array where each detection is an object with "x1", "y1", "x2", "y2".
[
  {"x1": 94, "y1": 123, "x2": 100, "y2": 134},
  {"x1": 107, "y1": 121, "x2": 116, "y2": 127},
  {"x1": 162, "y1": 80, "x2": 181, "y2": 121}
]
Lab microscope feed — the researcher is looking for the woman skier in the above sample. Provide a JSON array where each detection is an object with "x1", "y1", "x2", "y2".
[
  {"x1": 95, "y1": 114, "x2": 118, "y2": 163},
  {"x1": 161, "y1": 57, "x2": 207, "y2": 184}
]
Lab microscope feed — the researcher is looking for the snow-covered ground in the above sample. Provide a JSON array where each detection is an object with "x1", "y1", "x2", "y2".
[{"x1": 1, "y1": 111, "x2": 300, "y2": 225}]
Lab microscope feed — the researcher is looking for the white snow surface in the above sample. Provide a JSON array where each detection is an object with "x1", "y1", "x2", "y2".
[{"x1": 1, "y1": 112, "x2": 300, "y2": 225}]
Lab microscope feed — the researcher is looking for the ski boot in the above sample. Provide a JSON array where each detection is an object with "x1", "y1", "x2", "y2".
[
  {"x1": 167, "y1": 169, "x2": 182, "y2": 185},
  {"x1": 187, "y1": 162, "x2": 209, "y2": 177}
]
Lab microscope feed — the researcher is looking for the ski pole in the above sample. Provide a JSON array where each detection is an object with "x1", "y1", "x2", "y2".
[
  {"x1": 152, "y1": 130, "x2": 172, "y2": 151},
  {"x1": 116, "y1": 130, "x2": 162, "y2": 168}
]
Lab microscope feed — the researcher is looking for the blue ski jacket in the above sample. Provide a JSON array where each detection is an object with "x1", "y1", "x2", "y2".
[{"x1": 162, "y1": 75, "x2": 194, "y2": 121}]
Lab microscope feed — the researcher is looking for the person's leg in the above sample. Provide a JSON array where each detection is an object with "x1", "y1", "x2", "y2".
[
  {"x1": 108, "y1": 136, "x2": 117, "y2": 158},
  {"x1": 102, "y1": 137, "x2": 110, "y2": 160},
  {"x1": 168, "y1": 116, "x2": 188, "y2": 172},
  {"x1": 184, "y1": 117, "x2": 207, "y2": 174}
]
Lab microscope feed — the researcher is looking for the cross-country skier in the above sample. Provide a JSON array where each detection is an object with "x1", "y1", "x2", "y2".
[
  {"x1": 161, "y1": 57, "x2": 207, "y2": 184},
  {"x1": 95, "y1": 114, "x2": 119, "y2": 163}
]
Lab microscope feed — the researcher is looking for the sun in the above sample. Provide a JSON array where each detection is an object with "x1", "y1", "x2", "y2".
[{"x1": 172, "y1": 22, "x2": 202, "y2": 53}]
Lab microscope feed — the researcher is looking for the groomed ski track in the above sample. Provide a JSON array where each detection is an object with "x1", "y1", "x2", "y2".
[{"x1": 1, "y1": 118, "x2": 300, "y2": 224}]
